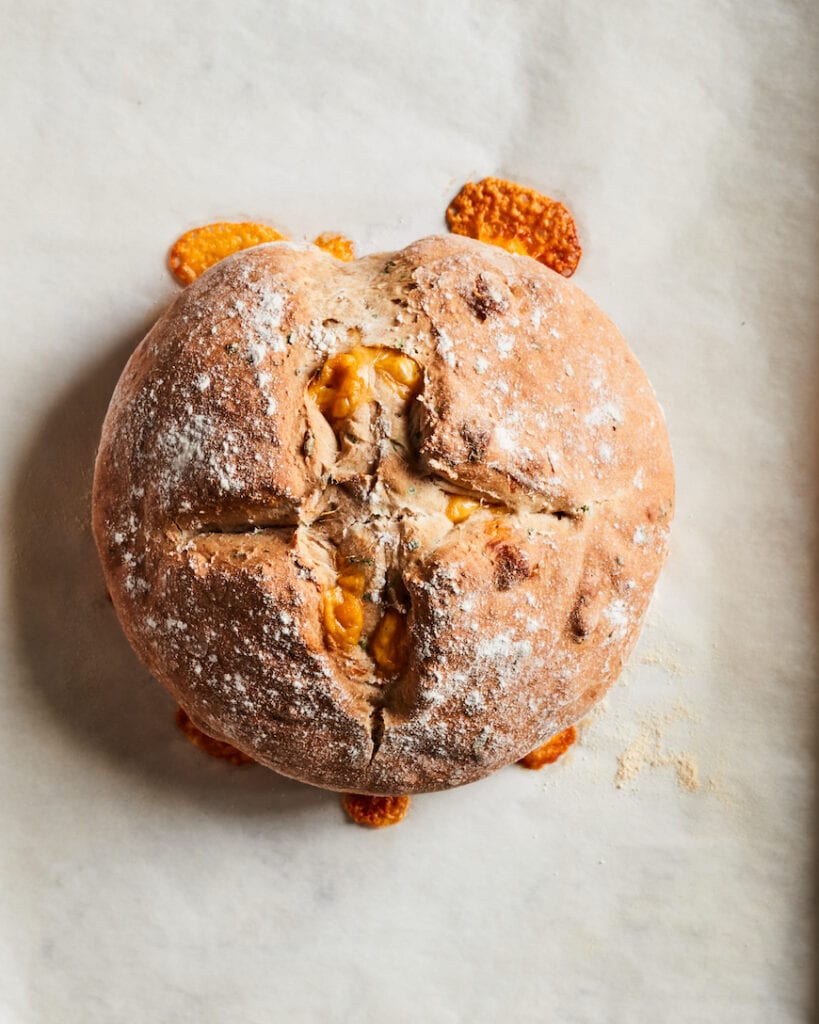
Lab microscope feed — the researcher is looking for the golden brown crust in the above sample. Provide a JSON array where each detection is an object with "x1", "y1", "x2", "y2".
[{"x1": 92, "y1": 235, "x2": 674, "y2": 794}]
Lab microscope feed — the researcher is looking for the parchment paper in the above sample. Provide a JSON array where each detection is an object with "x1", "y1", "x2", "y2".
[{"x1": 2, "y1": 2, "x2": 817, "y2": 1021}]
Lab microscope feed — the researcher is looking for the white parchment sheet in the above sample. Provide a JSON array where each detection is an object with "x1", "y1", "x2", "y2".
[{"x1": 1, "y1": 2, "x2": 817, "y2": 1021}]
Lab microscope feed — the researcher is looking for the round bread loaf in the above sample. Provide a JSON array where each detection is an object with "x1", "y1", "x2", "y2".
[{"x1": 92, "y1": 235, "x2": 674, "y2": 794}]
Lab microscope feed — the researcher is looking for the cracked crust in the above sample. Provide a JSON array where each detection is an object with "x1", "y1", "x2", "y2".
[{"x1": 92, "y1": 235, "x2": 674, "y2": 794}]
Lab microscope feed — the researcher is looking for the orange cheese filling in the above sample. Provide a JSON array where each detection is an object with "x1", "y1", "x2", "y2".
[
  {"x1": 445, "y1": 496, "x2": 482, "y2": 524},
  {"x1": 309, "y1": 345, "x2": 421, "y2": 431},
  {"x1": 446, "y1": 177, "x2": 582, "y2": 278},
  {"x1": 518, "y1": 725, "x2": 577, "y2": 769},
  {"x1": 447, "y1": 495, "x2": 510, "y2": 525},
  {"x1": 342, "y1": 793, "x2": 410, "y2": 828},
  {"x1": 323, "y1": 562, "x2": 367, "y2": 649},
  {"x1": 370, "y1": 609, "x2": 408, "y2": 675}
]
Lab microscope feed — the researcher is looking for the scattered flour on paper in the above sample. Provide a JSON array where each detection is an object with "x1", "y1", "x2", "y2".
[
  {"x1": 615, "y1": 704, "x2": 702, "y2": 792},
  {"x1": 637, "y1": 646, "x2": 691, "y2": 678}
]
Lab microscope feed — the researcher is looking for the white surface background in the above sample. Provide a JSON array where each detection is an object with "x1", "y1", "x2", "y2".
[{"x1": 2, "y1": 2, "x2": 817, "y2": 1021}]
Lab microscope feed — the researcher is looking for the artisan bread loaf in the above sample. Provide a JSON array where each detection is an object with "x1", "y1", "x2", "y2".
[{"x1": 92, "y1": 235, "x2": 674, "y2": 794}]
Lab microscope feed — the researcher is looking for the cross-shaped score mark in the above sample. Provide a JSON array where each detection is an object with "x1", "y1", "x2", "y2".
[
  {"x1": 304, "y1": 343, "x2": 521, "y2": 698},
  {"x1": 172, "y1": 327, "x2": 581, "y2": 823},
  {"x1": 175, "y1": 337, "x2": 523, "y2": 754}
]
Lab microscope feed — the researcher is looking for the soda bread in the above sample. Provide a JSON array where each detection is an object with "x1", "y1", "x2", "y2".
[{"x1": 92, "y1": 235, "x2": 674, "y2": 794}]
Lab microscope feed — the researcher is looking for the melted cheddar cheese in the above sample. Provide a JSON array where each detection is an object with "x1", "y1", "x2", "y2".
[
  {"x1": 370, "y1": 609, "x2": 408, "y2": 675},
  {"x1": 309, "y1": 345, "x2": 421, "y2": 431},
  {"x1": 445, "y1": 496, "x2": 481, "y2": 524},
  {"x1": 323, "y1": 562, "x2": 367, "y2": 649}
]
